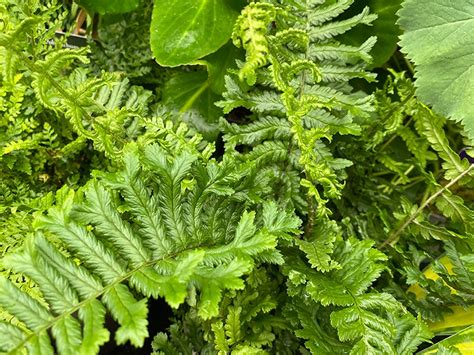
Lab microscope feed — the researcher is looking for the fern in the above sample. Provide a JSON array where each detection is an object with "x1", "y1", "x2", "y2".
[
  {"x1": 224, "y1": 0, "x2": 376, "y2": 220},
  {"x1": 2, "y1": 1, "x2": 472, "y2": 353},
  {"x1": 286, "y1": 237, "x2": 431, "y2": 354},
  {"x1": 0, "y1": 127, "x2": 300, "y2": 352},
  {"x1": 88, "y1": 2, "x2": 158, "y2": 80},
  {"x1": 232, "y1": 2, "x2": 276, "y2": 86},
  {"x1": 0, "y1": 2, "x2": 155, "y2": 159},
  {"x1": 153, "y1": 266, "x2": 300, "y2": 354},
  {"x1": 336, "y1": 71, "x2": 474, "y2": 327}
]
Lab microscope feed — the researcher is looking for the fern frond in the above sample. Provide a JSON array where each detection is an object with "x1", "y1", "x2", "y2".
[
  {"x1": 393, "y1": 314, "x2": 433, "y2": 354},
  {"x1": 296, "y1": 220, "x2": 340, "y2": 272},
  {"x1": 436, "y1": 190, "x2": 474, "y2": 235},
  {"x1": 218, "y1": 77, "x2": 285, "y2": 114},
  {"x1": 308, "y1": 0, "x2": 354, "y2": 26},
  {"x1": 309, "y1": 6, "x2": 377, "y2": 41},
  {"x1": 0, "y1": 141, "x2": 298, "y2": 353},
  {"x1": 309, "y1": 36, "x2": 376, "y2": 64},
  {"x1": 221, "y1": 116, "x2": 291, "y2": 147},
  {"x1": 232, "y1": 2, "x2": 276, "y2": 85},
  {"x1": 438, "y1": 240, "x2": 474, "y2": 297},
  {"x1": 225, "y1": 0, "x2": 376, "y2": 216},
  {"x1": 287, "y1": 236, "x2": 430, "y2": 353},
  {"x1": 416, "y1": 107, "x2": 471, "y2": 181},
  {"x1": 330, "y1": 293, "x2": 399, "y2": 353}
]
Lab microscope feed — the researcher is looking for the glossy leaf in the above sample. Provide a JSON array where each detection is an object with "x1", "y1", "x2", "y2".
[
  {"x1": 398, "y1": 0, "x2": 474, "y2": 142},
  {"x1": 150, "y1": 0, "x2": 244, "y2": 66},
  {"x1": 162, "y1": 71, "x2": 222, "y2": 139},
  {"x1": 204, "y1": 42, "x2": 244, "y2": 95}
]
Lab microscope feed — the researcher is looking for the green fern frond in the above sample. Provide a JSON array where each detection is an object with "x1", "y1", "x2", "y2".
[
  {"x1": 287, "y1": 236, "x2": 430, "y2": 353},
  {"x1": 296, "y1": 220, "x2": 340, "y2": 272},
  {"x1": 0, "y1": 139, "x2": 299, "y2": 353},
  {"x1": 309, "y1": 6, "x2": 377, "y2": 41},
  {"x1": 232, "y1": 2, "x2": 276, "y2": 85},
  {"x1": 415, "y1": 107, "x2": 471, "y2": 181},
  {"x1": 438, "y1": 240, "x2": 474, "y2": 297},
  {"x1": 224, "y1": 0, "x2": 377, "y2": 218},
  {"x1": 217, "y1": 77, "x2": 285, "y2": 114},
  {"x1": 393, "y1": 314, "x2": 433, "y2": 354},
  {"x1": 221, "y1": 116, "x2": 291, "y2": 147}
]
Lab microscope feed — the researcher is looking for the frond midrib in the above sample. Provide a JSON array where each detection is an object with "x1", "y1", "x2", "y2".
[{"x1": 6, "y1": 241, "x2": 213, "y2": 354}]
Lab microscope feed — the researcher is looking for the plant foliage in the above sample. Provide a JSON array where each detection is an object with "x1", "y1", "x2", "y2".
[
  {"x1": 1, "y1": 0, "x2": 473, "y2": 354},
  {"x1": 398, "y1": 0, "x2": 474, "y2": 142}
]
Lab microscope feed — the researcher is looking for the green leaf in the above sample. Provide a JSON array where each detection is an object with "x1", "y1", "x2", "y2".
[
  {"x1": 159, "y1": 250, "x2": 205, "y2": 308},
  {"x1": 398, "y1": 0, "x2": 474, "y2": 142},
  {"x1": 330, "y1": 293, "x2": 399, "y2": 353},
  {"x1": 211, "y1": 321, "x2": 229, "y2": 354},
  {"x1": 340, "y1": 0, "x2": 402, "y2": 67},
  {"x1": 297, "y1": 221, "x2": 340, "y2": 273},
  {"x1": 150, "y1": 0, "x2": 244, "y2": 66},
  {"x1": 77, "y1": 0, "x2": 140, "y2": 15},
  {"x1": 51, "y1": 317, "x2": 82, "y2": 355},
  {"x1": 0, "y1": 278, "x2": 53, "y2": 331},
  {"x1": 0, "y1": 323, "x2": 26, "y2": 353},
  {"x1": 393, "y1": 314, "x2": 432, "y2": 355},
  {"x1": 196, "y1": 258, "x2": 251, "y2": 319},
  {"x1": 305, "y1": 238, "x2": 388, "y2": 306},
  {"x1": 162, "y1": 71, "x2": 222, "y2": 140},
  {"x1": 224, "y1": 306, "x2": 242, "y2": 345},
  {"x1": 204, "y1": 42, "x2": 244, "y2": 95},
  {"x1": 79, "y1": 300, "x2": 110, "y2": 355},
  {"x1": 103, "y1": 284, "x2": 148, "y2": 347}
]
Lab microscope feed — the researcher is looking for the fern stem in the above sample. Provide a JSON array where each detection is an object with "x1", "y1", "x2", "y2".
[
  {"x1": 6, "y1": 243, "x2": 208, "y2": 354},
  {"x1": 379, "y1": 164, "x2": 474, "y2": 249}
]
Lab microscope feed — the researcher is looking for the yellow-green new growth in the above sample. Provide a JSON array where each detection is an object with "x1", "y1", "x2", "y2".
[{"x1": 232, "y1": 2, "x2": 276, "y2": 85}]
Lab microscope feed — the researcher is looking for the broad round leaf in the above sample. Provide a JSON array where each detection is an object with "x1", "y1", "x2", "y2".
[
  {"x1": 77, "y1": 0, "x2": 140, "y2": 15},
  {"x1": 150, "y1": 0, "x2": 243, "y2": 67},
  {"x1": 398, "y1": 0, "x2": 474, "y2": 142}
]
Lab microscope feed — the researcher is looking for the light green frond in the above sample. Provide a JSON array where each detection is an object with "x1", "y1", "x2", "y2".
[
  {"x1": 415, "y1": 108, "x2": 471, "y2": 181},
  {"x1": 51, "y1": 316, "x2": 82, "y2": 355},
  {"x1": 330, "y1": 293, "x2": 399, "y2": 354},
  {"x1": 393, "y1": 314, "x2": 432, "y2": 354},
  {"x1": 4, "y1": 244, "x2": 80, "y2": 315},
  {"x1": 225, "y1": 306, "x2": 242, "y2": 345},
  {"x1": 34, "y1": 235, "x2": 103, "y2": 298},
  {"x1": 212, "y1": 321, "x2": 229, "y2": 354},
  {"x1": 436, "y1": 191, "x2": 474, "y2": 235},
  {"x1": 79, "y1": 300, "x2": 110, "y2": 355},
  {"x1": 103, "y1": 284, "x2": 148, "y2": 347},
  {"x1": 308, "y1": 0, "x2": 354, "y2": 26},
  {"x1": 0, "y1": 322, "x2": 27, "y2": 353},
  {"x1": 0, "y1": 141, "x2": 293, "y2": 353},
  {"x1": 72, "y1": 182, "x2": 151, "y2": 266},
  {"x1": 221, "y1": 116, "x2": 291, "y2": 147},
  {"x1": 196, "y1": 258, "x2": 252, "y2": 319},
  {"x1": 232, "y1": 2, "x2": 277, "y2": 85},
  {"x1": 297, "y1": 221, "x2": 340, "y2": 272},
  {"x1": 309, "y1": 37, "x2": 376, "y2": 64}
]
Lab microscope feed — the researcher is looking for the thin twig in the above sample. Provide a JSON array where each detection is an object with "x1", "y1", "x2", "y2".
[{"x1": 379, "y1": 164, "x2": 473, "y2": 249}]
